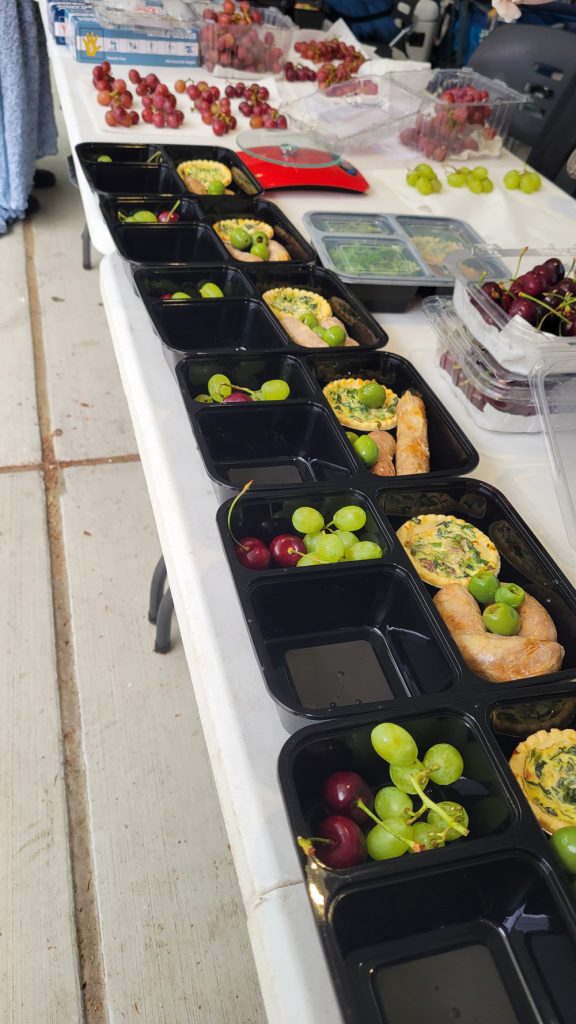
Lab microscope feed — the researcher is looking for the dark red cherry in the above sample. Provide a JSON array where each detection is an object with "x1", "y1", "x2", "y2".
[
  {"x1": 235, "y1": 537, "x2": 271, "y2": 570},
  {"x1": 480, "y1": 281, "x2": 503, "y2": 305},
  {"x1": 223, "y1": 392, "x2": 253, "y2": 404},
  {"x1": 555, "y1": 278, "x2": 576, "y2": 297},
  {"x1": 315, "y1": 815, "x2": 367, "y2": 869},
  {"x1": 542, "y1": 257, "x2": 565, "y2": 285},
  {"x1": 501, "y1": 291, "x2": 514, "y2": 313},
  {"x1": 320, "y1": 770, "x2": 374, "y2": 825},
  {"x1": 269, "y1": 533, "x2": 307, "y2": 568},
  {"x1": 520, "y1": 271, "x2": 544, "y2": 298},
  {"x1": 508, "y1": 298, "x2": 539, "y2": 324},
  {"x1": 158, "y1": 210, "x2": 180, "y2": 223},
  {"x1": 560, "y1": 311, "x2": 576, "y2": 336}
]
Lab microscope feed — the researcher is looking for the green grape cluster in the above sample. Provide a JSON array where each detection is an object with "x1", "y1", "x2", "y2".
[
  {"x1": 195, "y1": 372, "x2": 290, "y2": 404},
  {"x1": 291, "y1": 504, "x2": 383, "y2": 566},
  {"x1": 446, "y1": 165, "x2": 494, "y2": 193},
  {"x1": 406, "y1": 162, "x2": 441, "y2": 195},
  {"x1": 364, "y1": 722, "x2": 469, "y2": 860},
  {"x1": 503, "y1": 168, "x2": 542, "y2": 194}
]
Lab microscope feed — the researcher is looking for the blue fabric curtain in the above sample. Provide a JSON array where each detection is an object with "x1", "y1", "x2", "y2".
[{"x1": 0, "y1": 0, "x2": 58, "y2": 234}]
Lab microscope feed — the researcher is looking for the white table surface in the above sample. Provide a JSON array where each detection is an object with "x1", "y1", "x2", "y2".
[{"x1": 44, "y1": 7, "x2": 576, "y2": 1020}]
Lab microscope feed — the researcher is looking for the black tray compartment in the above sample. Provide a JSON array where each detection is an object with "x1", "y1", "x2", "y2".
[
  {"x1": 378, "y1": 478, "x2": 576, "y2": 690},
  {"x1": 192, "y1": 402, "x2": 358, "y2": 500},
  {"x1": 177, "y1": 352, "x2": 317, "y2": 413},
  {"x1": 133, "y1": 264, "x2": 256, "y2": 307},
  {"x1": 99, "y1": 195, "x2": 229, "y2": 265},
  {"x1": 153, "y1": 297, "x2": 291, "y2": 371},
  {"x1": 247, "y1": 565, "x2": 462, "y2": 729},
  {"x1": 306, "y1": 350, "x2": 479, "y2": 483},
  {"x1": 190, "y1": 196, "x2": 318, "y2": 269},
  {"x1": 162, "y1": 143, "x2": 263, "y2": 198}
]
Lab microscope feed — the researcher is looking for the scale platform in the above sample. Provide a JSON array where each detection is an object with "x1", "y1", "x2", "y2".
[{"x1": 236, "y1": 130, "x2": 369, "y2": 193}]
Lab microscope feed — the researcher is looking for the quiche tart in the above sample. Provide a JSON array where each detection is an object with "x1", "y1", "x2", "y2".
[
  {"x1": 397, "y1": 514, "x2": 501, "y2": 588},
  {"x1": 176, "y1": 159, "x2": 233, "y2": 194},
  {"x1": 213, "y1": 218, "x2": 274, "y2": 243},
  {"x1": 262, "y1": 287, "x2": 332, "y2": 322},
  {"x1": 509, "y1": 728, "x2": 576, "y2": 832},
  {"x1": 493, "y1": 699, "x2": 576, "y2": 737},
  {"x1": 323, "y1": 378, "x2": 399, "y2": 430}
]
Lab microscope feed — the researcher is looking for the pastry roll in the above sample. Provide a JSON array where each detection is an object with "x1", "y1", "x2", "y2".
[
  {"x1": 395, "y1": 391, "x2": 430, "y2": 475},
  {"x1": 368, "y1": 430, "x2": 396, "y2": 477},
  {"x1": 518, "y1": 592, "x2": 558, "y2": 641}
]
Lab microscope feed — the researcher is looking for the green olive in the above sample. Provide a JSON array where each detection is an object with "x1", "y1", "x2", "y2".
[
  {"x1": 359, "y1": 382, "x2": 385, "y2": 408},
  {"x1": 468, "y1": 570, "x2": 500, "y2": 605},
  {"x1": 250, "y1": 241, "x2": 270, "y2": 260},
  {"x1": 346, "y1": 431, "x2": 359, "y2": 444},
  {"x1": 323, "y1": 324, "x2": 346, "y2": 347},
  {"x1": 482, "y1": 602, "x2": 521, "y2": 636},
  {"x1": 194, "y1": 393, "x2": 213, "y2": 403},
  {"x1": 300, "y1": 312, "x2": 319, "y2": 328},
  {"x1": 550, "y1": 826, "x2": 576, "y2": 876},
  {"x1": 353, "y1": 435, "x2": 378, "y2": 467},
  {"x1": 494, "y1": 583, "x2": 525, "y2": 608},
  {"x1": 97, "y1": 154, "x2": 112, "y2": 163},
  {"x1": 229, "y1": 228, "x2": 252, "y2": 251},
  {"x1": 207, "y1": 180, "x2": 225, "y2": 195},
  {"x1": 252, "y1": 231, "x2": 269, "y2": 245}
]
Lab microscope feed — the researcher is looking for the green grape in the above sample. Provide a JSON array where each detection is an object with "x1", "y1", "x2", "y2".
[
  {"x1": 126, "y1": 209, "x2": 158, "y2": 223},
  {"x1": 316, "y1": 534, "x2": 345, "y2": 563},
  {"x1": 334, "y1": 529, "x2": 358, "y2": 551},
  {"x1": 366, "y1": 818, "x2": 413, "y2": 860},
  {"x1": 482, "y1": 179, "x2": 494, "y2": 193},
  {"x1": 503, "y1": 170, "x2": 520, "y2": 190},
  {"x1": 359, "y1": 382, "x2": 385, "y2": 408},
  {"x1": 346, "y1": 431, "x2": 359, "y2": 444},
  {"x1": 447, "y1": 173, "x2": 466, "y2": 187},
  {"x1": 199, "y1": 282, "x2": 224, "y2": 298},
  {"x1": 415, "y1": 163, "x2": 435, "y2": 179},
  {"x1": 303, "y1": 531, "x2": 325, "y2": 553},
  {"x1": 390, "y1": 759, "x2": 427, "y2": 794},
  {"x1": 416, "y1": 177, "x2": 433, "y2": 196},
  {"x1": 333, "y1": 505, "x2": 367, "y2": 532},
  {"x1": 292, "y1": 506, "x2": 324, "y2": 535},
  {"x1": 260, "y1": 379, "x2": 290, "y2": 401},
  {"x1": 251, "y1": 242, "x2": 270, "y2": 259},
  {"x1": 170, "y1": 291, "x2": 192, "y2": 299},
  {"x1": 374, "y1": 786, "x2": 413, "y2": 821},
  {"x1": 412, "y1": 822, "x2": 446, "y2": 851},
  {"x1": 467, "y1": 179, "x2": 483, "y2": 194},
  {"x1": 430, "y1": 178, "x2": 441, "y2": 193},
  {"x1": 471, "y1": 166, "x2": 488, "y2": 180},
  {"x1": 194, "y1": 393, "x2": 213, "y2": 403},
  {"x1": 519, "y1": 176, "x2": 535, "y2": 194},
  {"x1": 353, "y1": 435, "x2": 378, "y2": 467},
  {"x1": 230, "y1": 228, "x2": 252, "y2": 250},
  {"x1": 427, "y1": 801, "x2": 469, "y2": 841},
  {"x1": 346, "y1": 541, "x2": 382, "y2": 561},
  {"x1": 323, "y1": 325, "x2": 346, "y2": 347},
  {"x1": 423, "y1": 743, "x2": 464, "y2": 786},
  {"x1": 97, "y1": 154, "x2": 112, "y2": 163},
  {"x1": 207, "y1": 373, "x2": 232, "y2": 401},
  {"x1": 406, "y1": 170, "x2": 419, "y2": 186},
  {"x1": 371, "y1": 722, "x2": 418, "y2": 766},
  {"x1": 297, "y1": 554, "x2": 318, "y2": 567},
  {"x1": 525, "y1": 171, "x2": 541, "y2": 191}
]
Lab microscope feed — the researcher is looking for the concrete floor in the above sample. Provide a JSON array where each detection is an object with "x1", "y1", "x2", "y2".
[{"x1": 0, "y1": 110, "x2": 265, "y2": 1022}]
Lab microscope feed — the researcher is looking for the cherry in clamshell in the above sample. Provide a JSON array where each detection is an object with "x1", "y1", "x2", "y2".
[
  {"x1": 235, "y1": 536, "x2": 271, "y2": 570},
  {"x1": 501, "y1": 291, "x2": 513, "y2": 312},
  {"x1": 508, "y1": 298, "x2": 538, "y2": 323},
  {"x1": 480, "y1": 281, "x2": 503, "y2": 304},
  {"x1": 520, "y1": 271, "x2": 544, "y2": 298},
  {"x1": 223, "y1": 392, "x2": 253, "y2": 404},
  {"x1": 555, "y1": 278, "x2": 576, "y2": 297},
  {"x1": 543, "y1": 257, "x2": 565, "y2": 284},
  {"x1": 320, "y1": 770, "x2": 374, "y2": 825},
  {"x1": 269, "y1": 533, "x2": 306, "y2": 568},
  {"x1": 560, "y1": 311, "x2": 576, "y2": 337}
]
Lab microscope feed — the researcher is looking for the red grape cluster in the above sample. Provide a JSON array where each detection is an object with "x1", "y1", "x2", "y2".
[
  {"x1": 185, "y1": 81, "x2": 237, "y2": 136},
  {"x1": 92, "y1": 62, "x2": 139, "y2": 128},
  {"x1": 200, "y1": 0, "x2": 285, "y2": 75},
  {"x1": 284, "y1": 61, "x2": 316, "y2": 83},
  {"x1": 480, "y1": 258, "x2": 576, "y2": 336},
  {"x1": 183, "y1": 79, "x2": 286, "y2": 134},
  {"x1": 399, "y1": 85, "x2": 496, "y2": 160},
  {"x1": 130, "y1": 70, "x2": 184, "y2": 129},
  {"x1": 292, "y1": 38, "x2": 365, "y2": 91}
]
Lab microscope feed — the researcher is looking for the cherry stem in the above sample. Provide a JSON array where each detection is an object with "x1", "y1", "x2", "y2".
[
  {"x1": 408, "y1": 774, "x2": 469, "y2": 837},
  {"x1": 226, "y1": 480, "x2": 253, "y2": 550},
  {"x1": 146, "y1": 150, "x2": 162, "y2": 164},
  {"x1": 517, "y1": 291, "x2": 571, "y2": 325},
  {"x1": 356, "y1": 798, "x2": 420, "y2": 852},
  {"x1": 167, "y1": 199, "x2": 181, "y2": 217},
  {"x1": 297, "y1": 836, "x2": 333, "y2": 858},
  {"x1": 509, "y1": 245, "x2": 528, "y2": 286}
]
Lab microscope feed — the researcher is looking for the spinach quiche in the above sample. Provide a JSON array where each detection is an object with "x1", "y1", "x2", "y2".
[
  {"x1": 397, "y1": 514, "x2": 501, "y2": 588},
  {"x1": 262, "y1": 287, "x2": 332, "y2": 322},
  {"x1": 213, "y1": 218, "x2": 274, "y2": 243},
  {"x1": 510, "y1": 728, "x2": 576, "y2": 833},
  {"x1": 177, "y1": 159, "x2": 232, "y2": 194},
  {"x1": 323, "y1": 378, "x2": 399, "y2": 430},
  {"x1": 492, "y1": 699, "x2": 576, "y2": 737}
]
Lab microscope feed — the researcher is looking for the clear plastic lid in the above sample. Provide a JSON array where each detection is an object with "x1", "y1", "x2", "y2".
[
  {"x1": 530, "y1": 348, "x2": 576, "y2": 549},
  {"x1": 306, "y1": 213, "x2": 397, "y2": 236},
  {"x1": 322, "y1": 236, "x2": 427, "y2": 281},
  {"x1": 235, "y1": 130, "x2": 342, "y2": 169},
  {"x1": 92, "y1": 0, "x2": 198, "y2": 32},
  {"x1": 397, "y1": 217, "x2": 488, "y2": 280}
]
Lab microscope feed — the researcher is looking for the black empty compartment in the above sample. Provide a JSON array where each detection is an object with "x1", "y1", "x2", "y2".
[
  {"x1": 193, "y1": 402, "x2": 357, "y2": 499},
  {"x1": 77, "y1": 142, "x2": 165, "y2": 165},
  {"x1": 177, "y1": 352, "x2": 316, "y2": 413},
  {"x1": 192, "y1": 196, "x2": 317, "y2": 268},
  {"x1": 162, "y1": 143, "x2": 263, "y2": 198},
  {"x1": 99, "y1": 195, "x2": 228, "y2": 265},
  {"x1": 378, "y1": 478, "x2": 576, "y2": 688},
  {"x1": 307, "y1": 350, "x2": 479, "y2": 480},
  {"x1": 248, "y1": 565, "x2": 460, "y2": 728},
  {"x1": 83, "y1": 162, "x2": 184, "y2": 195},
  {"x1": 251, "y1": 266, "x2": 388, "y2": 350},
  {"x1": 133, "y1": 264, "x2": 256, "y2": 309},
  {"x1": 325, "y1": 852, "x2": 576, "y2": 1024},
  {"x1": 153, "y1": 298, "x2": 290, "y2": 371}
]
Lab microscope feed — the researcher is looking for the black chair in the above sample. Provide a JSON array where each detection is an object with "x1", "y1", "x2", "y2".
[
  {"x1": 528, "y1": 72, "x2": 576, "y2": 197},
  {"x1": 469, "y1": 23, "x2": 576, "y2": 149}
]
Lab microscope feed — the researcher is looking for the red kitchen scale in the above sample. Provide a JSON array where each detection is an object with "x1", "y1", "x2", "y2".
[{"x1": 235, "y1": 130, "x2": 369, "y2": 193}]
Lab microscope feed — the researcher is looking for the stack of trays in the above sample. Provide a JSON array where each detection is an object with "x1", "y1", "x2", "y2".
[{"x1": 78, "y1": 141, "x2": 576, "y2": 1024}]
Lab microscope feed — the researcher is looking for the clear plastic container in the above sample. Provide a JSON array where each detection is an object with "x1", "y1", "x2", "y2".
[
  {"x1": 452, "y1": 246, "x2": 576, "y2": 375},
  {"x1": 193, "y1": 4, "x2": 293, "y2": 78},
  {"x1": 323, "y1": 236, "x2": 427, "y2": 279},
  {"x1": 387, "y1": 68, "x2": 529, "y2": 161},
  {"x1": 530, "y1": 348, "x2": 576, "y2": 549},
  {"x1": 280, "y1": 75, "x2": 420, "y2": 152},
  {"x1": 423, "y1": 296, "x2": 540, "y2": 434},
  {"x1": 93, "y1": 0, "x2": 198, "y2": 32},
  {"x1": 306, "y1": 213, "x2": 398, "y2": 236}
]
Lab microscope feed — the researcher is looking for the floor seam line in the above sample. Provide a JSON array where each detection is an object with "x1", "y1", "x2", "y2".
[
  {"x1": 23, "y1": 219, "x2": 110, "y2": 1024},
  {"x1": 0, "y1": 453, "x2": 140, "y2": 475}
]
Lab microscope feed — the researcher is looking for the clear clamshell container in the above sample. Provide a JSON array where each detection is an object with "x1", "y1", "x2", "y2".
[{"x1": 530, "y1": 347, "x2": 576, "y2": 550}]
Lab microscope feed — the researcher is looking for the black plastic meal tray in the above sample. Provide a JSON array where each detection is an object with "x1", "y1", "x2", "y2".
[
  {"x1": 277, "y1": 686, "x2": 576, "y2": 1024},
  {"x1": 75, "y1": 141, "x2": 263, "y2": 198},
  {"x1": 181, "y1": 348, "x2": 478, "y2": 500},
  {"x1": 215, "y1": 476, "x2": 576, "y2": 730}
]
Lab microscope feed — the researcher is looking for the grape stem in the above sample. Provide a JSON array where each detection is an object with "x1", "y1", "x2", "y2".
[
  {"x1": 146, "y1": 150, "x2": 162, "y2": 164},
  {"x1": 226, "y1": 480, "x2": 254, "y2": 550},
  {"x1": 408, "y1": 774, "x2": 469, "y2": 837},
  {"x1": 356, "y1": 798, "x2": 422, "y2": 853}
]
